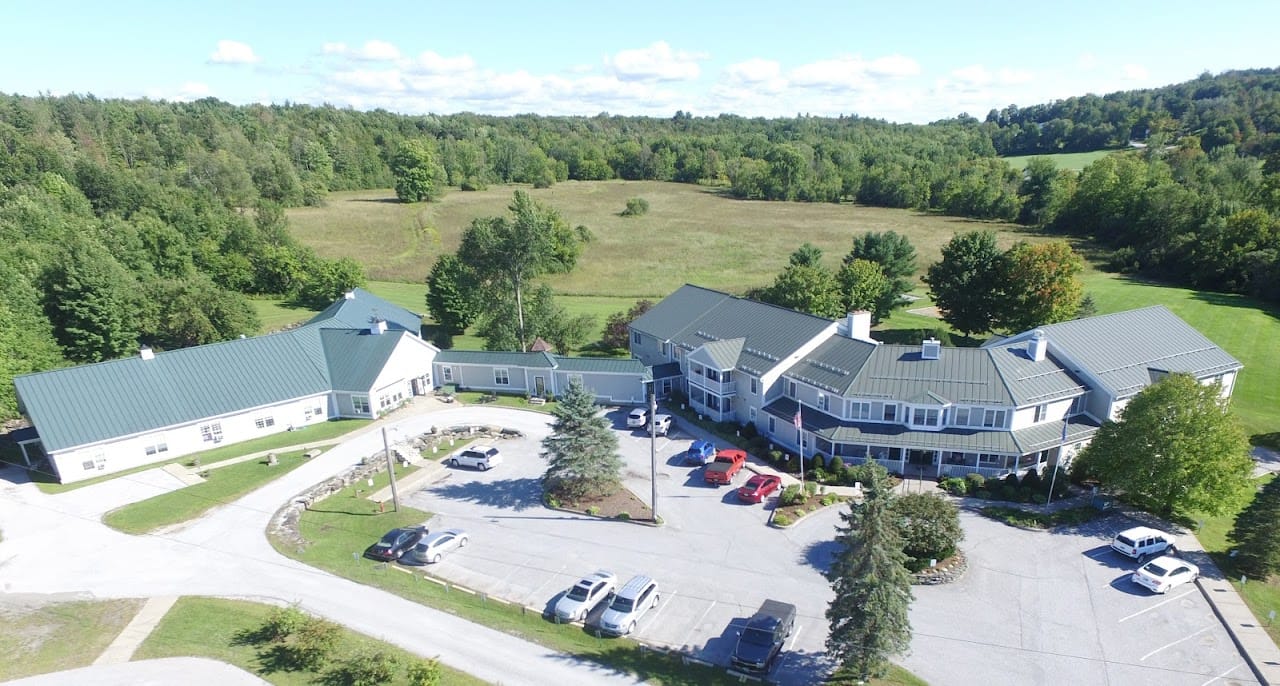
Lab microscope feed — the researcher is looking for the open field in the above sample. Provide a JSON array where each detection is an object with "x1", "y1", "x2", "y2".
[
  {"x1": 1002, "y1": 149, "x2": 1119, "y2": 171},
  {"x1": 135, "y1": 596, "x2": 485, "y2": 686},
  {"x1": 288, "y1": 181, "x2": 1037, "y2": 296},
  {"x1": 0, "y1": 597, "x2": 143, "y2": 681}
]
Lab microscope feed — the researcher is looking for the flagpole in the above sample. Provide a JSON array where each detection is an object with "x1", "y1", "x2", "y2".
[
  {"x1": 797, "y1": 407, "x2": 805, "y2": 490},
  {"x1": 1048, "y1": 419, "x2": 1066, "y2": 506}
]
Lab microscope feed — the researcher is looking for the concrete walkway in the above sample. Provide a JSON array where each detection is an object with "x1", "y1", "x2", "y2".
[
  {"x1": 8, "y1": 657, "x2": 268, "y2": 686},
  {"x1": 92, "y1": 595, "x2": 179, "y2": 665}
]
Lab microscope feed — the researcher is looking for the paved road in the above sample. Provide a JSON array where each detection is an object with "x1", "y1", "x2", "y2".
[{"x1": 0, "y1": 408, "x2": 642, "y2": 686}]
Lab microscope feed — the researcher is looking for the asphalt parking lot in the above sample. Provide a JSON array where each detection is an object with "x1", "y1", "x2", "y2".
[{"x1": 404, "y1": 409, "x2": 1253, "y2": 686}]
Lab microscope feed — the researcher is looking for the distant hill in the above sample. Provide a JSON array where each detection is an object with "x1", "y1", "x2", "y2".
[{"x1": 984, "y1": 68, "x2": 1280, "y2": 157}]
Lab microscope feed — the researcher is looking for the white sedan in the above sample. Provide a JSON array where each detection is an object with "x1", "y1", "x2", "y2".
[
  {"x1": 553, "y1": 570, "x2": 617, "y2": 622},
  {"x1": 409, "y1": 528, "x2": 469, "y2": 564},
  {"x1": 1131, "y1": 556, "x2": 1199, "y2": 594}
]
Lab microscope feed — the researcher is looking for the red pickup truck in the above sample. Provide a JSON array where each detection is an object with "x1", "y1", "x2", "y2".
[{"x1": 704, "y1": 449, "x2": 747, "y2": 485}]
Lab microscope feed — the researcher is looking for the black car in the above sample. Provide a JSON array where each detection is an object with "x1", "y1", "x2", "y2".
[
  {"x1": 363, "y1": 526, "x2": 428, "y2": 561},
  {"x1": 731, "y1": 599, "x2": 797, "y2": 673}
]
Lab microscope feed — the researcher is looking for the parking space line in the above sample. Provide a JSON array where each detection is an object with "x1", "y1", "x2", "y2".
[
  {"x1": 1199, "y1": 661, "x2": 1245, "y2": 686},
  {"x1": 644, "y1": 590, "x2": 676, "y2": 629},
  {"x1": 1118, "y1": 589, "x2": 1196, "y2": 622},
  {"x1": 787, "y1": 623, "x2": 804, "y2": 650},
  {"x1": 1140, "y1": 625, "x2": 1211, "y2": 661},
  {"x1": 679, "y1": 600, "x2": 716, "y2": 648}
]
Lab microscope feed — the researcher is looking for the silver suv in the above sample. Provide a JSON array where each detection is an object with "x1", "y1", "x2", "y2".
[
  {"x1": 449, "y1": 445, "x2": 502, "y2": 471},
  {"x1": 599, "y1": 575, "x2": 659, "y2": 635}
]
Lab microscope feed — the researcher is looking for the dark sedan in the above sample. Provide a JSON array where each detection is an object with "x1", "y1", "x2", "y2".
[{"x1": 363, "y1": 526, "x2": 428, "y2": 561}]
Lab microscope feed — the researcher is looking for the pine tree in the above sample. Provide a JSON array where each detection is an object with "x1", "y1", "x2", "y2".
[
  {"x1": 826, "y1": 464, "x2": 913, "y2": 681},
  {"x1": 1229, "y1": 477, "x2": 1280, "y2": 579},
  {"x1": 540, "y1": 378, "x2": 622, "y2": 500}
]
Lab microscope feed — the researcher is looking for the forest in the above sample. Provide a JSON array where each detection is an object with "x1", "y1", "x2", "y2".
[{"x1": 2, "y1": 67, "x2": 1279, "y2": 419}]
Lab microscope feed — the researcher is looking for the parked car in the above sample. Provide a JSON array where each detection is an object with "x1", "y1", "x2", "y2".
[
  {"x1": 363, "y1": 526, "x2": 428, "y2": 561},
  {"x1": 685, "y1": 440, "x2": 716, "y2": 466},
  {"x1": 410, "y1": 528, "x2": 469, "y2": 564},
  {"x1": 599, "y1": 575, "x2": 660, "y2": 635},
  {"x1": 554, "y1": 570, "x2": 618, "y2": 622},
  {"x1": 705, "y1": 449, "x2": 747, "y2": 485},
  {"x1": 738, "y1": 474, "x2": 782, "y2": 503},
  {"x1": 1132, "y1": 556, "x2": 1199, "y2": 594},
  {"x1": 731, "y1": 599, "x2": 797, "y2": 673},
  {"x1": 626, "y1": 407, "x2": 649, "y2": 428},
  {"x1": 1111, "y1": 526, "x2": 1177, "y2": 561},
  {"x1": 651, "y1": 414, "x2": 673, "y2": 436},
  {"x1": 449, "y1": 445, "x2": 503, "y2": 471}
]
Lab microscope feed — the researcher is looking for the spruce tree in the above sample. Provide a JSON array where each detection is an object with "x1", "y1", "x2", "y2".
[
  {"x1": 826, "y1": 464, "x2": 913, "y2": 681},
  {"x1": 540, "y1": 378, "x2": 622, "y2": 500},
  {"x1": 1229, "y1": 477, "x2": 1280, "y2": 579}
]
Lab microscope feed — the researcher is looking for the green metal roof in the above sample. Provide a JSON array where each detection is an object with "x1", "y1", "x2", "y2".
[
  {"x1": 988, "y1": 306, "x2": 1242, "y2": 398},
  {"x1": 434, "y1": 350, "x2": 557, "y2": 368},
  {"x1": 14, "y1": 289, "x2": 430, "y2": 454},
  {"x1": 687, "y1": 338, "x2": 745, "y2": 370},
  {"x1": 764, "y1": 398, "x2": 1019, "y2": 454},
  {"x1": 630, "y1": 284, "x2": 835, "y2": 376},
  {"x1": 308, "y1": 287, "x2": 424, "y2": 334},
  {"x1": 552, "y1": 356, "x2": 651, "y2": 379}
]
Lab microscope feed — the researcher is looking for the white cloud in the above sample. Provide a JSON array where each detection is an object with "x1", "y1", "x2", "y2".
[
  {"x1": 1077, "y1": 52, "x2": 1099, "y2": 70},
  {"x1": 208, "y1": 40, "x2": 260, "y2": 65},
  {"x1": 952, "y1": 64, "x2": 993, "y2": 87},
  {"x1": 867, "y1": 54, "x2": 921, "y2": 78},
  {"x1": 331, "y1": 69, "x2": 406, "y2": 93},
  {"x1": 353, "y1": 40, "x2": 402, "y2": 62},
  {"x1": 607, "y1": 41, "x2": 705, "y2": 82},
  {"x1": 1120, "y1": 63, "x2": 1149, "y2": 81},
  {"x1": 145, "y1": 81, "x2": 213, "y2": 102},
  {"x1": 724, "y1": 58, "x2": 781, "y2": 84},
  {"x1": 322, "y1": 42, "x2": 348, "y2": 55},
  {"x1": 997, "y1": 67, "x2": 1033, "y2": 85},
  {"x1": 411, "y1": 50, "x2": 476, "y2": 75}
]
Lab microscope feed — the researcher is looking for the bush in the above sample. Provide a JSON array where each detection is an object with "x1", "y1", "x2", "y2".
[
  {"x1": 964, "y1": 472, "x2": 985, "y2": 491},
  {"x1": 940, "y1": 476, "x2": 968, "y2": 496},
  {"x1": 406, "y1": 659, "x2": 442, "y2": 686},
  {"x1": 620, "y1": 197, "x2": 650, "y2": 216},
  {"x1": 459, "y1": 176, "x2": 488, "y2": 191},
  {"x1": 741, "y1": 421, "x2": 759, "y2": 439},
  {"x1": 1020, "y1": 468, "x2": 1043, "y2": 492},
  {"x1": 324, "y1": 649, "x2": 398, "y2": 686},
  {"x1": 820, "y1": 493, "x2": 839, "y2": 506},
  {"x1": 586, "y1": 505, "x2": 601, "y2": 516},
  {"x1": 285, "y1": 616, "x2": 341, "y2": 671},
  {"x1": 1042, "y1": 466, "x2": 1071, "y2": 498},
  {"x1": 260, "y1": 604, "x2": 307, "y2": 643},
  {"x1": 827, "y1": 456, "x2": 845, "y2": 475},
  {"x1": 804, "y1": 480, "x2": 818, "y2": 496},
  {"x1": 891, "y1": 493, "x2": 965, "y2": 568},
  {"x1": 987, "y1": 484, "x2": 1005, "y2": 500},
  {"x1": 1031, "y1": 493, "x2": 1047, "y2": 505},
  {"x1": 779, "y1": 484, "x2": 806, "y2": 506},
  {"x1": 811, "y1": 467, "x2": 828, "y2": 484},
  {"x1": 1003, "y1": 473, "x2": 1021, "y2": 490},
  {"x1": 772, "y1": 513, "x2": 793, "y2": 527},
  {"x1": 615, "y1": 512, "x2": 630, "y2": 520}
]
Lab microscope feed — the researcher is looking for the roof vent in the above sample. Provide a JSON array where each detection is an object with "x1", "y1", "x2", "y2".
[
  {"x1": 1028, "y1": 329, "x2": 1047, "y2": 362},
  {"x1": 370, "y1": 318, "x2": 387, "y2": 335},
  {"x1": 139, "y1": 345, "x2": 155, "y2": 361},
  {"x1": 343, "y1": 290, "x2": 356, "y2": 300},
  {"x1": 921, "y1": 338, "x2": 941, "y2": 360}
]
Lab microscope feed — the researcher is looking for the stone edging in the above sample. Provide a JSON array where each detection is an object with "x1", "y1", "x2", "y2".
[{"x1": 911, "y1": 550, "x2": 967, "y2": 585}]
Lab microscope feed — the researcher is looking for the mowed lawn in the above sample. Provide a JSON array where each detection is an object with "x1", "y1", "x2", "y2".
[
  {"x1": 0, "y1": 598, "x2": 143, "y2": 681},
  {"x1": 1001, "y1": 149, "x2": 1119, "y2": 171},
  {"x1": 288, "y1": 181, "x2": 1039, "y2": 296}
]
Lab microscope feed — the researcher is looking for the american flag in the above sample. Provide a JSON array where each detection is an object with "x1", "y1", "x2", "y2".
[{"x1": 793, "y1": 408, "x2": 802, "y2": 430}]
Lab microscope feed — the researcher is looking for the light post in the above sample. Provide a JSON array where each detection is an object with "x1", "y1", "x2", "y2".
[
  {"x1": 382, "y1": 426, "x2": 401, "y2": 512},
  {"x1": 649, "y1": 393, "x2": 658, "y2": 523}
]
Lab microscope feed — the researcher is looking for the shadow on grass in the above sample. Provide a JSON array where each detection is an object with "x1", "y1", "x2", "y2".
[
  {"x1": 429, "y1": 477, "x2": 542, "y2": 511},
  {"x1": 547, "y1": 643, "x2": 737, "y2": 686},
  {"x1": 1189, "y1": 288, "x2": 1280, "y2": 322}
]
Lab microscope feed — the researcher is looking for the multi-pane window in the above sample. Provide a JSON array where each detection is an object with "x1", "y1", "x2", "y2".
[
  {"x1": 912, "y1": 408, "x2": 940, "y2": 426},
  {"x1": 353, "y1": 396, "x2": 370, "y2": 414},
  {"x1": 954, "y1": 408, "x2": 970, "y2": 426},
  {"x1": 200, "y1": 423, "x2": 223, "y2": 443},
  {"x1": 750, "y1": 377, "x2": 758, "y2": 394},
  {"x1": 442, "y1": 366, "x2": 453, "y2": 383},
  {"x1": 494, "y1": 368, "x2": 510, "y2": 385},
  {"x1": 1034, "y1": 404, "x2": 1047, "y2": 422},
  {"x1": 818, "y1": 394, "x2": 829, "y2": 412},
  {"x1": 144, "y1": 440, "x2": 169, "y2": 456},
  {"x1": 632, "y1": 331, "x2": 641, "y2": 345},
  {"x1": 982, "y1": 409, "x2": 1006, "y2": 428},
  {"x1": 850, "y1": 402, "x2": 872, "y2": 420},
  {"x1": 255, "y1": 416, "x2": 275, "y2": 429}
]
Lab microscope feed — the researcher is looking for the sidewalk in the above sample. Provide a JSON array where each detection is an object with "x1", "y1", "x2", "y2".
[
  {"x1": 1182, "y1": 533, "x2": 1280, "y2": 686},
  {"x1": 92, "y1": 595, "x2": 178, "y2": 665}
]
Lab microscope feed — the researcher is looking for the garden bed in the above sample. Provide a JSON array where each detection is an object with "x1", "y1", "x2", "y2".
[
  {"x1": 545, "y1": 487, "x2": 653, "y2": 523},
  {"x1": 980, "y1": 505, "x2": 1104, "y2": 530},
  {"x1": 769, "y1": 488, "x2": 848, "y2": 527}
]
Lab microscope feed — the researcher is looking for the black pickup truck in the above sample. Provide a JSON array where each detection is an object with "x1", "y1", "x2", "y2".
[{"x1": 730, "y1": 599, "x2": 797, "y2": 673}]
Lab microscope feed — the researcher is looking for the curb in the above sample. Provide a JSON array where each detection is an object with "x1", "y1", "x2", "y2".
[
  {"x1": 1194, "y1": 576, "x2": 1273, "y2": 686},
  {"x1": 543, "y1": 503, "x2": 661, "y2": 528}
]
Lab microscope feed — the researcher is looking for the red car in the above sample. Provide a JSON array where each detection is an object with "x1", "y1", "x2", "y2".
[{"x1": 737, "y1": 474, "x2": 782, "y2": 503}]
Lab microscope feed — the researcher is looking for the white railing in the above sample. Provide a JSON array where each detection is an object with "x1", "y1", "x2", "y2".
[
  {"x1": 938, "y1": 464, "x2": 1009, "y2": 480},
  {"x1": 688, "y1": 375, "x2": 735, "y2": 396}
]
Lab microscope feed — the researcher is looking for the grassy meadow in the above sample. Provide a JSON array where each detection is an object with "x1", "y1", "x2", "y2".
[
  {"x1": 1001, "y1": 149, "x2": 1119, "y2": 171},
  {"x1": 0, "y1": 598, "x2": 144, "y2": 681}
]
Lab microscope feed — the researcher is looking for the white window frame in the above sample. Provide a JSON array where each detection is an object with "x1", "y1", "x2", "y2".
[
  {"x1": 254, "y1": 416, "x2": 275, "y2": 430},
  {"x1": 954, "y1": 407, "x2": 969, "y2": 426},
  {"x1": 750, "y1": 377, "x2": 758, "y2": 394},
  {"x1": 818, "y1": 393, "x2": 828, "y2": 412},
  {"x1": 1034, "y1": 404, "x2": 1047, "y2": 422},
  {"x1": 353, "y1": 396, "x2": 370, "y2": 414},
  {"x1": 632, "y1": 331, "x2": 642, "y2": 345},
  {"x1": 200, "y1": 422, "x2": 223, "y2": 443},
  {"x1": 442, "y1": 366, "x2": 453, "y2": 383},
  {"x1": 494, "y1": 368, "x2": 510, "y2": 385}
]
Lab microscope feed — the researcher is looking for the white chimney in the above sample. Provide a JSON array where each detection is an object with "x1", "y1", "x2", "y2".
[
  {"x1": 369, "y1": 318, "x2": 387, "y2": 335},
  {"x1": 843, "y1": 310, "x2": 873, "y2": 342},
  {"x1": 1028, "y1": 329, "x2": 1047, "y2": 362},
  {"x1": 139, "y1": 345, "x2": 155, "y2": 360},
  {"x1": 921, "y1": 338, "x2": 941, "y2": 360},
  {"x1": 343, "y1": 290, "x2": 356, "y2": 300}
]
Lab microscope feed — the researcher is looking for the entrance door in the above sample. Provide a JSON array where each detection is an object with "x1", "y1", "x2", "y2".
[
  {"x1": 907, "y1": 449, "x2": 934, "y2": 466},
  {"x1": 534, "y1": 376, "x2": 546, "y2": 397}
]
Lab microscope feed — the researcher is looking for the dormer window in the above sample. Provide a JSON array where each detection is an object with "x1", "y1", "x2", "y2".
[{"x1": 911, "y1": 408, "x2": 941, "y2": 427}]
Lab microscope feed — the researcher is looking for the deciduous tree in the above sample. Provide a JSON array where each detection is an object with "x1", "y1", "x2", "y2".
[
  {"x1": 41, "y1": 238, "x2": 140, "y2": 363},
  {"x1": 1229, "y1": 476, "x2": 1280, "y2": 580},
  {"x1": 390, "y1": 139, "x2": 447, "y2": 203},
  {"x1": 925, "y1": 230, "x2": 1004, "y2": 337},
  {"x1": 997, "y1": 240, "x2": 1084, "y2": 332},
  {"x1": 602, "y1": 299, "x2": 653, "y2": 350},
  {"x1": 425, "y1": 254, "x2": 480, "y2": 336},
  {"x1": 890, "y1": 493, "x2": 964, "y2": 570},
  {"x1": 541, "y1": 378, "x2": 623, "y2": 500},
  {"x1": 759, "y1": 263, "x2": 843, "y2": 319},
  {"x1": 826, "y1": 464, "x2": 913, "y2": 682},
  {"x1": 836, "y1": 258, "x2": 891, "y2": 317},
  {"x1": 1074, "y1": 373, "x2": 1253, "y2": 518},
  {"x1": 844, "y1": 231, "x2": 917, "y2": 321}
]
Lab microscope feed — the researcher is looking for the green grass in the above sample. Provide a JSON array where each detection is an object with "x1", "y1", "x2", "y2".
[
  {"x1": 1001, "y1": 149, "x2": 1119, "y2": 171},
  {"x1": 102, "y1": 450, "x2": 313, "y2": 535},
  {"x1": 134, "y1": 596, "x2": 485, "y2": 686},
  {"x1": 453, "y1": 390, "x2": 556, "y2": 412},
  {"x1": 1081, "y1": 272, "x2": 1280, "y2": 440},
  {"x1": 980, "y1": 505, "x2": 1104, "y2": 529},
  {"x1": 1191, "y1": 474, "x2": 1279, "y2": 645},
  {"x1": 36, "y1": 419, "x2": 370, "y2": 494},
  {"x1": 288, "y1": 181, "x2": 1038, "y2": 296},
  {"x1": 0, "y1": 598, "x2": 144, "y2": 681},
  {"x1": 272, "y1": 472, "x2": 790, "y2": 685},
  {"x1": 250, "y1": 297, "x2": 319, "y2": 332}
]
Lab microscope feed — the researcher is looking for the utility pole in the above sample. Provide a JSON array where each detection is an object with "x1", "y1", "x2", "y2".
[
  {"x1": 649, "y1": 393, "x2": 658, "y2": 523},
  {"x1": 382, "y1": 426, "x2": 400, "y2": 512}
]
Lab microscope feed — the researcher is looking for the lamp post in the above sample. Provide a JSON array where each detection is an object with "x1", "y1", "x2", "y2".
[
  {"x1": 382, "y1": 426, "x2": 401, "y2": 512},
  {"x1": 649, "y1": 393, "x2": 658, "y2": 523}
]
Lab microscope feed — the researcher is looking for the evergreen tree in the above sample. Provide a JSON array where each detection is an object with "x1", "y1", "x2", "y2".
[
  {"x1": 425, "y1": 254, "x2": 480, "y2": 335},
  {"x1": 826, "y1": 464, "x2": 913, "y2": 681},
  {"x1": 844, "y1": 231, "x2": 917, "y2": 321},
  {"x1": 541, "y1": 378, "x2": 623, "y2": 500},
  {"x1": 41, "y1": 238, "x2": 140, "y2": 363},
  {"x1": 1228, "y1": 477, "x2": 1280, "y2": 579}
]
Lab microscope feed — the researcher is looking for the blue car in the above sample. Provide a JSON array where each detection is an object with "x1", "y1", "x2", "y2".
[{"x1": 684, "y1": 440, "x2": 716, "y2": 466}]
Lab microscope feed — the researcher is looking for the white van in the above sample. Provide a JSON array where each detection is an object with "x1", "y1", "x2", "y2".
[
  {"x1": 1111, "y1": 526, "x2": 1176, "y2": 561},
  {"x1": 599, "y1": 575, "x2": 659, "y2": 635}
]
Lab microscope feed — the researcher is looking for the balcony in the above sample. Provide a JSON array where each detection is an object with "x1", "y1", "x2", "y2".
[
  {"x1": 689, "y1": 397, "x2": 733, "y2": 423},
  {"x1": 688, "y1": 373, "x2": 736, "y2": 396}
]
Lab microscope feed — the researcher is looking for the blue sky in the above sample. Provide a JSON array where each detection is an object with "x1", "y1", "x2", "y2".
[{"x1": 5, "y1": 0, "x2": 1278, "y2": 123}]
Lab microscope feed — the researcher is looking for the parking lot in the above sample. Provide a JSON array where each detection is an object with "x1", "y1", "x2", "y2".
[{"x1": 404, "y1": 408, "x2": 1253, "y2": 685}]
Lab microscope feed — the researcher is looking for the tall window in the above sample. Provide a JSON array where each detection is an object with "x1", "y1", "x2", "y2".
[
  {"x1": 750, "y1": 377, "x2": 758, "y2": 394},
  {"x1": 1034, "y1": 404, "x2": 1047, "y2": 422},
  {"x1": 954, "y1": 408, "x2": 969, "y2": 426},
  {"x1": 818, "y1": 393, "x2": 829, "y2": 412},
  {"x1": 787, "y1": 380, "x2": 797, "y2": 397},
  {"x1": 632, "y1": 331, "x2": 641, "y2": 345},
  {"x1": 442, "y1": 366, "x2": 453, "y2": 383},
  {"x1": 494, "y1": 368, "x2": 510, "y2": 385},
  {"x1": 353, "y1": 396, "x2": 370, "y2": 414},
  {"x1": 982, "y1": 409, "x2": 1006, "y2": 428},
  {"x1": 883, "y1": 404, "x2": 897, "y2": 421}
]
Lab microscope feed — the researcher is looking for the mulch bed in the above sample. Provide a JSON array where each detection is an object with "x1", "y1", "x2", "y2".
[
  {"x1": 772, "y1": 492, "x2": 848, "y2": 524},
  {"x1": 551, "y1": 487, "x2": 654, "y2": 523}
]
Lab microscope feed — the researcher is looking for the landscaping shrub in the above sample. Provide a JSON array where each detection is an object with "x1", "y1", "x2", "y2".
[
  {"x1": 811, "y1": 467, "x2": 828, "y2": 484},
  {"x1": 1020, "y1": 468, "x2": 1043, "y2": 492},
  {"x1": 779, "y1": 484, "x2": 805, "y2": 506},
  {"x1": 615, "y1": 512, "x2": 630, "y2": 520},
  {"x1": 1031, "y1": 493, "x2": 1047, "y2": 505},
  {"x1": 939, "y1": 476, "x2": 968, "y2": 496},
  {"x1": 804, "y1": 480, "x2": 818, "y2": 497},
  {"x1": 259, "y1": 604, "x2": 307, "y2": 643},
  {"x1": 741, "y1": 422, "x2": 759, "y2": 439},
  {"x1": 964, "y1": 472, "x2": 985, "y2": 492},
  {"x1": 891, "y1": 492, "x2": 964, "y2": 570},
  {"x1": 1003, "y1": 473, "x2": 1021, "y2": 491},
  {"x1": 772, "y1": 513, "x2": 793, "y2": 527},
  {"x1": 827, "y1": 456, "x2": 845, "y2": 475},
  {"x1": 620, "y1": 197, "x2": 650, "y2": 216},
  {"x1": 987, "y1": 484, "x2": 1005, "y2": 500},
  {"x1": 768, "y1": 449, "x2": 784, "y2": 465},
  {"x1": 405, "y1": 659, "x2": 442, "y2": 686},
  {"x1": 1042, "y1": 466, "x2": 1071, "y2": 498},
  {"x1": 286, "y1": 617, "x2": 341, "y2": 671},
  {"x1": 323, "y1": 649, "x2": 398, "y2": 686}
]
